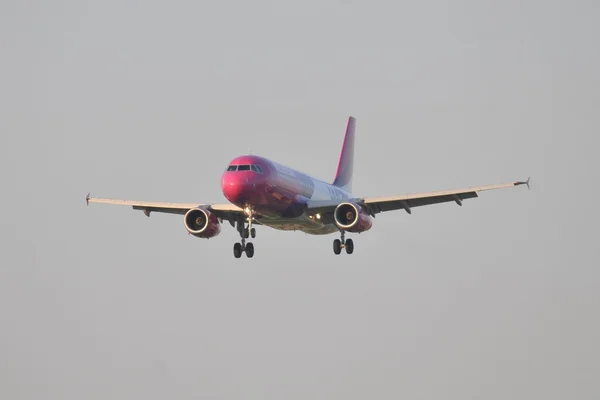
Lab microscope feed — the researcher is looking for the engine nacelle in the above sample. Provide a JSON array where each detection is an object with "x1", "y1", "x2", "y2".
[
  {"x1": 334, "y1": 202, "x2": 373, "y2": 233},
  {"x1": 184, "y1": 207, "x2": 221, "y2": 238}
]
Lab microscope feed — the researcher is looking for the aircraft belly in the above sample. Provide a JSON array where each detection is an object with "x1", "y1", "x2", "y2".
[{"x1": 259, "y1": 216, "x2": 338, "y2": 235}]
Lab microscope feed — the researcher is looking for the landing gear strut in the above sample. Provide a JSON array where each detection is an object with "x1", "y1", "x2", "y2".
[
  {"x1": 333, "y1": 230, "x2": 354, "y2": 255},
  {"x1": 233, "y1": 208, "x2": 256, "y2": 258}
]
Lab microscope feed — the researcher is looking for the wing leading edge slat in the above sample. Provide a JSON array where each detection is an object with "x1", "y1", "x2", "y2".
[
  {"x1": 86, "y1": 194, "x2": 243, "y2": 218},
  {"x1": 362, "y1": 179, "x2": 530, "y2": 214}
]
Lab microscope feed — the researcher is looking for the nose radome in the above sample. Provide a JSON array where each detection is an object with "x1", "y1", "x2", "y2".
[
  {"x1": 221, "y1": 173, "x2": 247, "y2": 203},
  {"x1": 223, "y1": 181, "x2": 244, "y2": 203}
]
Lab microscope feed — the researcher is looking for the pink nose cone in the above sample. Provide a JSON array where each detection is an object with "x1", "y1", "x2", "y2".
[
  {"x1": 223, "y1": 181, "x2": 244, "y2": 203},
  {"x1": 221, "y1": 172, "x2": 249, "y2": 204}
]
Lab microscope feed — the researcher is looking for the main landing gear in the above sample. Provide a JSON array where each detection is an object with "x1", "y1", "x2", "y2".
[
  {"x1": 233, "y1": 241, "x2": 253, "y2": 258},
  {"x1": 233, "y1": 209, "x2": 256, "y2": 259},
  {"x1": 333, "y1": 230, "x2": 354, "y2": 255}
]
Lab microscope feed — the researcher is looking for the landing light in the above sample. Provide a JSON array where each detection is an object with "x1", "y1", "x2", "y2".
[
  {"x1": 244, "y1": 207, "x2": 251, "y2": 214},
  {"x1": 316, "y1": 213, "x2": 321, "y2": 220}
]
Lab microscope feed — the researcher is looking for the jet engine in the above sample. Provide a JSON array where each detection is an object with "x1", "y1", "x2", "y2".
[
  {"x1": 184, "y1": 207, "x2": 221, "y2": 238},
  {"x1": 334, "y1": 202, "x2": 373, "y2": 233}
]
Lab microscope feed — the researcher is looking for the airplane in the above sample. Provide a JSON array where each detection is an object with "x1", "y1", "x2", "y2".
[{"x1": 86, "y1": 116, "x2": 530, "y2": 258}]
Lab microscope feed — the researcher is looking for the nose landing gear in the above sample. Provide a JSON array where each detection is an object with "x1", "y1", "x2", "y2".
[
  {"x1": 233, "y1": 228, "x2": 255, "y2": 258},
  {"x1": 233, "y1": 209, "x2": 256, "y2": 259},
  {"x1": 333, "y1": 230, "x2": 354, "y2": 255},
  {"x1": 242, "y1": 227, "x2": 256, "y2": 239}
]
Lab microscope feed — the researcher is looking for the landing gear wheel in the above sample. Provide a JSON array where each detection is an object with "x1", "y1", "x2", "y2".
[
  {"x1": 245, "y1": 242, "x2": 254, "y2": 258},
  {"x1": 333, "y1": 239, "x2": 342, "y2": 255},
  {"x1": 345, "y1": 238, "x2": 354, "y2": 254},
  {"x1": 243, "y1": 228, "x2": 250, "y2": 239},
  {"x1": 250, "y1": 228, "x2": 256, "y2": 239},
  {"x1": 233, "y1": 242, "x2": 242, "y2": 258}
]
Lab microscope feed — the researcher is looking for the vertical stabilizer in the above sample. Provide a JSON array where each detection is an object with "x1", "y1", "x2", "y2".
[{"x1": 332, "y1": 116, "x2": 356, "y2": 193}]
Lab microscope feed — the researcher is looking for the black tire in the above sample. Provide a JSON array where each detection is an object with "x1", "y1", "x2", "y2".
[
  {"x1": 233, "y1": 242, "x2": 242, "y2": 258},
  {"x1": 345, "y1": 238, "x2": 354, "y2": 254},
  {"x1": 250, "y1": 228, "x2": 256, "y2": 238},
  {"x1": 245, "y1": 242, "x2": 254, "y2": 258},
  {"x1": 243, "y1": 228, "x2": 250, "y2": 239},
  {"x1": 333, "y1": 239, "x2": 342, "y2": 255}
]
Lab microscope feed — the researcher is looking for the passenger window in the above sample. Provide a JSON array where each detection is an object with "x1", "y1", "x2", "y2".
[
  {"x1": 227, "y1": 165, "x2": 237, "y2": 171},
  {"x1": 238, "y1": 165, "x2": 250, "y2": 171}
]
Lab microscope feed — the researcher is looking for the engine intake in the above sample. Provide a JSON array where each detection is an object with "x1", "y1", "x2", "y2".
[
  {"x1": 334, "y1": 202, "x2": 373, "y2": 233},
  {"x1": 184, "y1": 207, "x2": 221, "y2": 238}
]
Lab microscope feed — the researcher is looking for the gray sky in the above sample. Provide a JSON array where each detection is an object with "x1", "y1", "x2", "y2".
[{"x1": 1, "y1": 0, "x2": 599, "y2": 398}]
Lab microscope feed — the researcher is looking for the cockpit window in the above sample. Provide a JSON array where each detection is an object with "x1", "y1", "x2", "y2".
[{"x1": 227, "y1": 164, "x2": 263, "y2": 173}]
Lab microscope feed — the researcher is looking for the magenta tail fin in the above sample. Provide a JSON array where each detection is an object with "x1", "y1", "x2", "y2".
[{"x1": 332, "y1": 116, "x2": 356, "y2": 193}]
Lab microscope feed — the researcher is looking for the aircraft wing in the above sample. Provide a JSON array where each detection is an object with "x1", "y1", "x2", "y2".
[
  {"x1": 362, "y1": 179, "x2": 530, "y2": 215},
  {"x1": 85, "y1": 193, "x2": 244, "y2": 220},
  {"x1": 306, "y1": 178, "x2": 529, "y2": 219}
]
